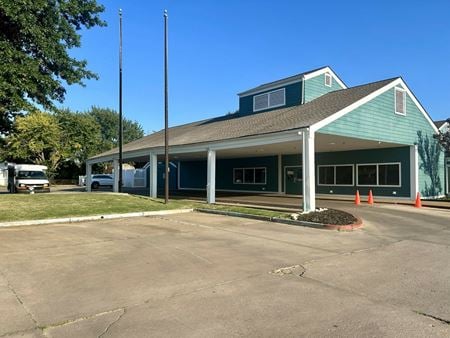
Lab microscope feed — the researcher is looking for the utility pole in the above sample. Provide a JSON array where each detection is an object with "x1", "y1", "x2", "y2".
[
  {"x1": 118, "y1": 8, "x2": 123, "y2": 192},
  {"x1": 164, "y1": 9, "x2": 169, "y2": 204}
]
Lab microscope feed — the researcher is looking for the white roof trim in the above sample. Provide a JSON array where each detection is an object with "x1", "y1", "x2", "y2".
[
  {"x1": 303, "y1": 66, "x2": 347, "y2": 89},
  {"x1": 311, "y1": 78, "x2": 439, "y2": 134},
  {"x1": 238, "y1": 66, "x2": 347, "y2": 97},
  {"x1": 438, "y1": 121, "x2": 449, "y2": 132},
  {"x1": 397, "y1": 78, "x2": 439, "y2": 133}
]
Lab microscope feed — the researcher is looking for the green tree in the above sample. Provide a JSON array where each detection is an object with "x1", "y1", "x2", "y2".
[
  {"x1": 434, "y1": 118, "x2": 450, "y2": 154},
  {"x1": 88, "y1": 106, "x2": 144, "y2": 151},
  {"x1": 0, "y1": 0, "x2": 105, "y2": 135},
  {"x1": 55, "y1": 109, "x2": 102, "y2": 166},
  {"x1": 2, "y1": 111, "x2": 65, "y2": 177}
]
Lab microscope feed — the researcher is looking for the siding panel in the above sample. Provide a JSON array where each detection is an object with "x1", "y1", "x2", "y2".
[
  {"x1": 319, "y1": 86, "x2": 445, "y2": 197},
  {"x1": 304, "y1": 73, "x2": 344, "y2": 102}
]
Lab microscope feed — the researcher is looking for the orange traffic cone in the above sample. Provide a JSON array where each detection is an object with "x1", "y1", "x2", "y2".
[
  {"x1": 355, "y1": 190, "x2": 361, "y2": 205},
  {"x1": 368, "y1": 190, "x2": 374, "y2": 205},
  {"x1": 414, "y1": 192, "x2": 422, "y2": 208}
]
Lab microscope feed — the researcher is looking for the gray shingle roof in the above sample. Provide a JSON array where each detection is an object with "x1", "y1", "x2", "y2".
[
  {"x1": 91, "y1": 77, "x2": 397, "y2": 160},
  {"x1": 434, "y1": 120, "x2": 449, "y2": 129}
]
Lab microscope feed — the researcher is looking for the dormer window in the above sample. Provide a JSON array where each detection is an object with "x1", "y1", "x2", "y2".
[
  {"x1": 253, "y1": 88, "x2": 286, "y2": 112},
  {"x1": 325, "y1": 73, "x2": 332, "y2": 87},
  {"x1": 395, "y1": 87, "x2": 406, "y2": 115}
]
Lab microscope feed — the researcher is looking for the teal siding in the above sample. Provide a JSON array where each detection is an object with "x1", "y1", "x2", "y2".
[
  {"x1": 178, "y1": 148, "x2": 411, "y2": 197},
  {"x1": 319, "y1": 86, "x2": 433, "y2": 144},
  {"x1": 316, "y1": 147, "x2": 410, "y2": 197},
  {"x1": 282, "y1": 147, "x2": 411, "y2": 197},
  {"x1": 419, "y1": 150, "x2": 445, "y2": 197},
  {"x1": 238, "y1": 82, "x2": 302, "y2": 115},
  {"x1": 179, "y1": 156, "x2": 279, "y2": 192},
  {"x1": 178, "y1": 161, "x2": 206, "y2": 189},
  {"x1": 319, "y1": 86, "x2": 444, "y2": 197},
  {"x1": 156, "y1": 163, "x2": 177, "y2": 191},
  {"x1": 304, "y1": 73, "x2": 344, "y2": 102}
]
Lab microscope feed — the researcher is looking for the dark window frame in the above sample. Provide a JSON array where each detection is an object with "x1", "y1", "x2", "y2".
[
  {"x1": 357, "y1": 163, "x2": 401, "y2": 187},
  {"x1": 317, "y1": 164, "x2": 354, "y2": 186},
  {"x1": 233, "y1": 167, "x2": 267, "y2": 185}
]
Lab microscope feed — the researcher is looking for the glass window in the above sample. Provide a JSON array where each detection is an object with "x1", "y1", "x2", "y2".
[
  {"x1": 254, "y1": 93, "x2": 269, "y2": 111},
  {"x1": 234, "y1": 167, "x2": 266, "y2": 184},
  {"x1": 254, "y1": 168, "x2": 266, "y2": 184},
  {"x1": 244, "y1": 169, "x2": 254, "y2": 183},
  {"x1": 233, "y1": 169, "x2": 243, "y2": 183},
  {"x1": 379, "y1": 164, "x2": 400, "y2": 186},
  {"x1": 336, "y1": 166, "x2": 353, "y2": 185},
  {"x1": 269, "y1": 89, "x2": 285, "y2": 107},
  {"x1": 358, "y1": 165, "x2": 377, "y2": 185},
  {"x1": 253, "y1": 89, "x2": 286, "y2": 112},
  {"x1": 319, "y1": 166, "x2": 334, "y2": 185}
]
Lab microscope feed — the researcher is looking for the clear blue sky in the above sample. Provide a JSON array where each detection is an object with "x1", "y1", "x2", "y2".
[{"x1": 62, "y1": 0, "x2": 450, "y2": 134}]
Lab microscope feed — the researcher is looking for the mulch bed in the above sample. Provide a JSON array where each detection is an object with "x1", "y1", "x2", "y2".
[{"x1": 296, "y1": 209, "x2": 357, "y2": 225}]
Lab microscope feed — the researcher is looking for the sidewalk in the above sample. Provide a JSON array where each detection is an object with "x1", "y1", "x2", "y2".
[{"x1": 212, "y1": 193, "x2": 450, "y2": 210}]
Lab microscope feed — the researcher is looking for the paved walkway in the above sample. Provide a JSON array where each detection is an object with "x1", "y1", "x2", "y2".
[{"x1": 213, "y1": 193, "x2": 450, "y2": 210}]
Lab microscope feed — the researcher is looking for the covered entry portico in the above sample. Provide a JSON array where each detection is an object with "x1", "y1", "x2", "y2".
[{"x1": 86, "y1": 129, "x2": 418, "y2": 213}]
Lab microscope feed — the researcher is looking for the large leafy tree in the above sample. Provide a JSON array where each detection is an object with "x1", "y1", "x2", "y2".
[
  {"x1": 2, "y1": 111, "x2": 66, "y2": 177},
  {"x1": 434, "y1": 118, "x2": 450, "y2": 154},
  {"x1": 88, "y1": 106, "x2": 144, "y2": 152},
  {"x1": 55, "y1": 109, "x2": 102, "y2": 165},
  {"x1": 0, "y1": 0, "x2": 105, "y2": 135}
]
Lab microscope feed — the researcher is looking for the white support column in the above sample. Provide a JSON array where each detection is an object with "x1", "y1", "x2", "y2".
[
  {"x1": 113, "y1": 159, "x2": 120, "y2": 192},
  {"x1": 207, "y1": 149, "x2": 216, "y2": 204},
  {"x1": 278, "y1": 154, "x2": 283, "y2": 194},
  {"x1": 149, "y1": 153, "x2": 158, "y2": 198},
  {"x1": 86, "y1": 162, "x2": 92, "y2": 192},
  {"x1": 302, "y1": 129, "x2": 316, "y2": 212},
  {"x1": 410, "y1": 144, "x2": 419, "y2": 200}
]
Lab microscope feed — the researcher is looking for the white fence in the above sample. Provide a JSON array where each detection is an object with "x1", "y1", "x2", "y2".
[{"x1": 79, "y1": 163, "x2": 149, "y2": 188}]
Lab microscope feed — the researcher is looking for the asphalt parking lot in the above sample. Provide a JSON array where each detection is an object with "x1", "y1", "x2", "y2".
[{"x1": 0, "y1": 203, "x2": 449, "y2": 337}]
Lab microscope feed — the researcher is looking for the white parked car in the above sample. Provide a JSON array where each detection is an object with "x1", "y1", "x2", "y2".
[{"x1": 90, "y1": 174, "x2": 114, "y2": 189}]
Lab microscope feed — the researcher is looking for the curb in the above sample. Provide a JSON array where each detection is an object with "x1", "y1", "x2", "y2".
[
  {"x1": 195, "y1": 208, "x2": 362, "y2": 231},
  {"x1": 0, "y1": 209, "x2": 194, "y2": 228},
  {"x1": 212, "y1": 197, "x2": 450, "y2": 211}
]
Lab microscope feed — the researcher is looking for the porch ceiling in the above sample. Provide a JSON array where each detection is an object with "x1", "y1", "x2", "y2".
[
  {"x1": 121, "y1": 133, "x2": 406, "y2": 163},
  {"x1": 215, "y1": 133, "x2": 404, "y2": 159}
]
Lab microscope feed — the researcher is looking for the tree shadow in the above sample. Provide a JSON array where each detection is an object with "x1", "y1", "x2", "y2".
[{"x1": 417, "y1": 131, "x2": 442, "y2": 197}]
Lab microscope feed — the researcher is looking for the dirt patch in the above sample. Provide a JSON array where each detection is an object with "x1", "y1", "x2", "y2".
[{"x1": 296, "y1": 209, "x2": 357, "y2": 225}]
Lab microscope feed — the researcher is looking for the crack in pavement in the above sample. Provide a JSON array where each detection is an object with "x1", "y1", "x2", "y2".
[
  {"x1": 40, "y1": 307, "x2": 125, "y2": 336},
  {"x1": 0, "y1": 268, "x2": 39, "y2": 331},
  {"x1": 98, "y1": 308, "x2": 126, "y2": 338},
  {"x1": 173, "y1": 246, "x2": 214, "y2": 265},
  {"x1": 415, "y1": 311, "x2": 450, "y2": 325}
]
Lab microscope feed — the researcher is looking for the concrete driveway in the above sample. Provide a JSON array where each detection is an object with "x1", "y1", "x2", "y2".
[{"x1": 0, "y1": 204, "x2": 449, "y2": 337}]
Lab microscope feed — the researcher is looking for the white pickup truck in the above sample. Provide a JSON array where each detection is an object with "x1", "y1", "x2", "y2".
[{"x1": 1, "y1": 163, "x2": 51, "y2": 193}]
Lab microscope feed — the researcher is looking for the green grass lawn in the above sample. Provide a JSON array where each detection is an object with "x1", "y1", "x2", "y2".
[
  {"x1": 0, "y1": 192, "x2": 293, "y2": 223},
  {"x1": 0, "y1": 193, "x2": 196, "y2": 222},
  {"x1": 197, "y1": 203, "x2": 291, "y2": 219}
]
